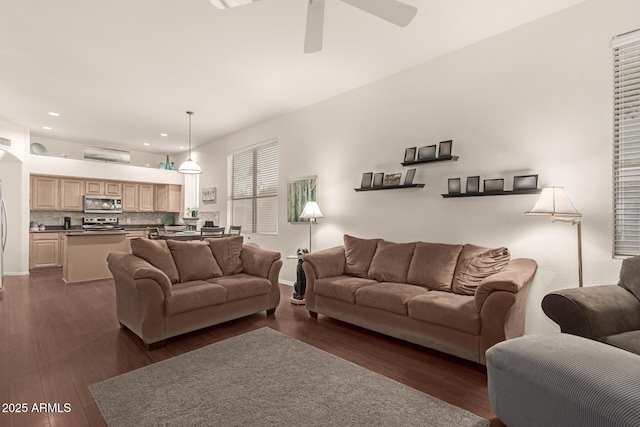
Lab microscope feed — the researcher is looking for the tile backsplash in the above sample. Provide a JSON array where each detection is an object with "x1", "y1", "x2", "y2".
[{"x1": 30, "y1": 211, "x2": 221, "y2": 228}]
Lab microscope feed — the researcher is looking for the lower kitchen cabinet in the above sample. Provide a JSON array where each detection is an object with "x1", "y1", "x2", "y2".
[{"x1": 30, "y1": 232, "x2": 62, "y2": 269}]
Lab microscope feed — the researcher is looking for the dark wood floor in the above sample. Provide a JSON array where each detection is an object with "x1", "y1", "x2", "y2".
[{"x1": 0, "y1": 268, "x2": 505, "y2": 427}]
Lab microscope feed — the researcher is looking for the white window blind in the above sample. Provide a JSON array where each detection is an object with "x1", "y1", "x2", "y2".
[
  {"x1": 227, "y1": 140, "x2": 278, "y2": 235},
  {"x1": 614, "y1": 30, "x2": 640, "y2": 256}
]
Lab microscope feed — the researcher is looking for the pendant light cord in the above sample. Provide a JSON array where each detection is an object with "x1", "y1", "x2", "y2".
[{"x1": 187, "y1": 111, "x2": 194, "y2": 158}]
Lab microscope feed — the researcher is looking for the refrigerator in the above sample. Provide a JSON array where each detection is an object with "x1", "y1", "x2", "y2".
[{"x1": 0, "y1": 180, "x2": 6, "y2": 290}]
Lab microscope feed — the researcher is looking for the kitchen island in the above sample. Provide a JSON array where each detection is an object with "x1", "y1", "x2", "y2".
[{"x1": 62, "y1": 231, "x2": 128, "y2": 283}]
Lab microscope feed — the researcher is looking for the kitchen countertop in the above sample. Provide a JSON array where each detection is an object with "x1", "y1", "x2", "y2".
[
  {"x1": 29, "y1": 224, "x2": 165, "y2": 233},
  {"x1": 64, "y1": 230, "x2": 130, "y2": 236}
]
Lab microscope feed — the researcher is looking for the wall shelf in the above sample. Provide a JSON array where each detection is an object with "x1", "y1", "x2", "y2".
[
  {"x1": 441, "y1": 189, "x2": 541, "y2": 198},
  {"x1": 402, "y1": 156, "x2": 459, "y2": 167},
  {"x1": 355, "y1": 184, "x2": 425, "y2": 192}
]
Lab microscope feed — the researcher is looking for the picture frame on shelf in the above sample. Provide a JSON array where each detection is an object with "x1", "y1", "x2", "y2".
[
  {"x1": 438, "y1": 140, "x2": 453, "y2": 158},
  {"x1": 404, "y1": 147, "x2": 417, "y2": 163},
  {"x1": 417, "y1": 145, "x2": 437, "y2": 160},
  {"x1": 383, "y1": 173, "x2": 402, "y2": 187},
  {"x1": 361, "y1": 172, "x2": 373, "y2": 189},
  {"x1": 373, "y1": 173, "x2": 384, "y2": 188},
  {"x1": 513, "y1": 174, "x2": 538, "y2": 191},
  {"x1": 448, "y1": 178, "x2": 461, "y2": 194},
  {"x1": 404, "y1": 169, "x2": 416, "y2": 185},
  {"x1": 466, "y1": 176, "x2": 480, "y2": 193},
  {"x1": 484, "y1": 178, "x2": 504, "y2": 192}
]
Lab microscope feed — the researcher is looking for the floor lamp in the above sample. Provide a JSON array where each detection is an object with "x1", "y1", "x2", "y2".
[
  {"x1": 525, "y1": 187, "x2": 583, "y2": 287},
  {"x1": 299, "y1": 201, "x2": 323, "y2": 252}
]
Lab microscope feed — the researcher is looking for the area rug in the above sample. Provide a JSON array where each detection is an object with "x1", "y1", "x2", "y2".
[{"x1": 90, "y1": 328, "x2": 489, "y2": 427}]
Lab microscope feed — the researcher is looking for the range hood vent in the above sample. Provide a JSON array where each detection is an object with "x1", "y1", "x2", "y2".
[{"x1": 0, "y1": 137, "x2": 11, "y2": 147}]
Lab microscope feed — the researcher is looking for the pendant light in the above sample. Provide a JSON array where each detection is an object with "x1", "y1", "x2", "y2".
[{"x1": 178, "y1": 111, "x2": 202, "y2": 174}]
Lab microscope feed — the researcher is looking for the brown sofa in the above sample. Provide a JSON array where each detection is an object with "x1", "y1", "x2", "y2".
[
  {"x1": 107, "y1": 236, "x2": 282, "y2": 349},
  {"x1": 302, "y1": 235, "x2": 537, "y2": 364}
]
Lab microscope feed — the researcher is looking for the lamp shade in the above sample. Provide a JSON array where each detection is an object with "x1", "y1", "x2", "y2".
[
  {"x1": 177, "y1": 158, "x2": 202, "y2": 174},
  {"x1": 525, "y1": 187, "x2": 581, "y2": 218},
  {"x1": 299, "y1": 201, "x2": 324, "y2": 220}
]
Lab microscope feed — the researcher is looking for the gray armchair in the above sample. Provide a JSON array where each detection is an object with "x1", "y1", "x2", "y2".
[{"x1": 541, "y1": 256, "x2": 640, "y2": 355}]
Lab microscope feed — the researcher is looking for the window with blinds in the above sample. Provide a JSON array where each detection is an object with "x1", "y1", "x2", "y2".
[
  {"x1": 227, "y1": 140, "x2": 279, "y2": 235},
  {"x1": 614, "y1": 30, "x2": 640, "y2": 257}
]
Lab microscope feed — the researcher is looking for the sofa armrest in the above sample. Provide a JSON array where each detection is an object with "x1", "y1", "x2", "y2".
[
  {"x1": 302, "y1": 246, "x2": 346, "y2": 279},
  {"x1": 475, "y1": 258, "x2": 537, "y2": 312},
  {"x1": 542, "y1": 285, "x2": 640, "y2": 339},
  {"x1": 107, "y1": 252, "x2": 172, "y2": 297},
  {"x1": 240, "y1": 245, "x2": 282, "y2": 279}
]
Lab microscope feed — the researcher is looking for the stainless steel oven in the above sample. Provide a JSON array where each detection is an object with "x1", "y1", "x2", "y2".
[{"x1": 84, "y1": 195, "x2": 122, "y2": 214}]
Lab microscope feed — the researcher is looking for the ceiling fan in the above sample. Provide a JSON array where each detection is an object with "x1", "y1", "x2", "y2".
[{"x1": 209, "y1": 0, "x2": 418, "y2": 54}]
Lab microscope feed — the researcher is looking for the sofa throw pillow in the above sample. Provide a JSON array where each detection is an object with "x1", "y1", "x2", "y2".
[
  {"x1": 618, "y1": 255, "x2": 640, "y2": 301},
  {"x1": 166, "y1": 240, "x2": 223, "y2": 282},
  {"x1": 207, "y1": 236, "x2": 244, "y2": 276},
  {"x1": 452, "y1": 244, "x2": 510, "y2": 295},
  {"x1": 368, "y1": 240, "x2": 417, "y2": 283},
  {"x1": 130, "y1": 238, "x2": 180, "y2": 284},
  {"x1": 407, "y1": 242, "x2": 464, "y2": 291},
  {"x1": 344, "y1": 234, "x2": 381, "y2": 278}
]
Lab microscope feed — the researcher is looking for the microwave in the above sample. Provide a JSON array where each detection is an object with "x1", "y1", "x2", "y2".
[{"x1": 84, "y1": 195, "x2": 122, "y2": 214}]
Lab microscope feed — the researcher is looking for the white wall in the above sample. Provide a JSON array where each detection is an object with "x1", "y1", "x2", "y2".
[{"x1": 192, "y1": 0, "x2": 639, "y2": 334}]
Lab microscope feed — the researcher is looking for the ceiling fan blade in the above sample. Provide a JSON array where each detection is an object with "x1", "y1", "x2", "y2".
[
  {"x1": 339, "y1": 0, "x2": 417, "y2": 27},
  {"x1": 209, "y1": 0, "x2": 262, "y2": 10},
  {"x1": 304, "y1": 0, "x2": 325, "y2": 54}
]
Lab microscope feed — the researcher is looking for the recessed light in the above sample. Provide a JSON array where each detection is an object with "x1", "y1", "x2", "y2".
[
  {"x1": 42, "y1": 126, "x2": 53, "y2": 130},
  {"x1": 143, "y1": 143, "x2": 150, "y2": 146},
  {"x1": 160, "y1": 133, "x2": 168, "y2": 137},
  {"x1": 48, "y1": 112, "x2": 60, "y2": 117},
  {"x1": 178, "y1": 145, "x2": 185, "y2": 149}
]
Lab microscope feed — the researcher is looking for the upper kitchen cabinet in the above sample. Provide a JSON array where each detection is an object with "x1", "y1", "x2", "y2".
[
  {"x1": 31, "y1": 175, "x2": 60, "y2": 210},
  {"x1": 105, "y1": 181, "x2": 122, "y2": 196},
  {"x1": 154, "y1": 184, "x2": 181, "y2": 212},
  {"x1": 122, "y1": 183, "x2": 139, "y2": 212},
  {"x1": 60, "y1": 178, "x2": 84, "y2": 211},
  {"x1": 139, "y1": 184, "x2": 154, "y2": 212},
  {"x1": 85, "y1": 180, "x2": 104, "y2": 195}
]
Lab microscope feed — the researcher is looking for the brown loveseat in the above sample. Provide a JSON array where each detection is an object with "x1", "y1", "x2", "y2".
[
  {"x1": 107, "y1": 236, "x2": 282, "y2": 349},
  {"x1": 302, "y1": 235, "x2": 537, "y2": 364}
]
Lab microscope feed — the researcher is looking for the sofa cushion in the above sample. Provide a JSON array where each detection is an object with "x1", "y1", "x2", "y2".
[
  {"x1": 355, "y1": 283, "x2": 429, "y2": 315},
  {"x1": 344, "y1": 234, "x2": 381, "y2": 278},
  {"x1": 207, "y1": 273, "x2": 271, "y2": 302},
  {"x1": 165, "y1": 280, "x2": 227, "y2": 316},
  {"x1": 240, "y1": 245, "x2": 281, "y2": 278},
  {"x1": 314, "y1": 275, "x2": 378, "y2": 304},
  {"x1": 599, "y1": 330, "x2": 640, "y2": 355},
  {"x1": 207, "y1": 236, "x2": 244, "y2": 276},
  {"x1": 166, "y1": 240, "x2": 223, "y2": 282},
  {"x1": 130, "y1": 238, "x2": 180, "y2": 284},
  {"x1": 618, "y1": 256, "x2": 640, "y2": 302},
  {"x1": 407, "y1": 242, "x2": 463, "y2": 291},
  {"x1": 368, "y1": 240, "x2": 417, "y2": 283},
  {"x1": 452, "y1": 244, "x2": 510, "y2": 295},
  {"x1": 407, "y1": 292, "x2": 480, "y2": 335}
]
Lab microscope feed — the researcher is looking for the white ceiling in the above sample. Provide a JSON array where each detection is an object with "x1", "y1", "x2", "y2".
[{"x1": 0, "y1": 0, "x2": 586, "y2": 155}]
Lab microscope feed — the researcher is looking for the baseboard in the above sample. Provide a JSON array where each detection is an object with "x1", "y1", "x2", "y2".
[{"x1": 279, "y1": 280, "x2": 294, "y2": 287}]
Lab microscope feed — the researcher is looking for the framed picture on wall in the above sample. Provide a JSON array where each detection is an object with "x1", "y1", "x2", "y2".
[
  {"x1": 404, "y1": 147, "x2": 417, "y2": 163},
  {"x1": 438, "y1": 140, "x2": 453, "y2": 158},
  {"x1": 466, "y1": 176, "x2": 480, "y2": 193},
  {"x1": 404, "y1": 169, "x2": 416, "y2": 185},
  {"x1": 484, "y1": 178, "x2": 504, "y2": 192},
  {"x1": 448, "y1": 178, "x2": 461, "y2": 194},
  {"x1": 373, "y1": 173, "x2": 384, "y2": 188},
  {"x1": 513, "y1": 174, "x2": 538, "y2": 191},
  {"x1": 417, "y1": 145, "x2": 437, "y2": 160},
  {"x1": 287, "y1": 176, "x2": 318, "y2": 223},
  {"x1": 201, "y1": 187, "x2": 217, "y2": 203},
  {"x1": 361, "y1": 172, "x2": 373, "y2": 188}
]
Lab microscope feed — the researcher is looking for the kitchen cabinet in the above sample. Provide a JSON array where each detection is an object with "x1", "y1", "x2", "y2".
[
  {"x1": 30, "y1": 232, "x2": 61, "y2": 269},
  {"x1": 30, "y1": 175, "x2": 60, "y2": 210},
  {"x1": 139, "y1": 184, "x2": 154, "y2": 212},
  {"x1": 85, "y1": 180, "x2": 104, "y2": 195},
  {"x1": 125, "y1": 230, "x2": 147, "y2": 253},
  {"x1": 105, "y1": 181, "x2": 122, "y2": 196},
  {"x1": 122, "y1": 183, "x2": 139, "y2": 212},
  {"x1": 154, "y1": 184, "x2": 181, "y2": 212},
  {"x1": 60, "y1": 178, "x2": 84, "y2": 211}
]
